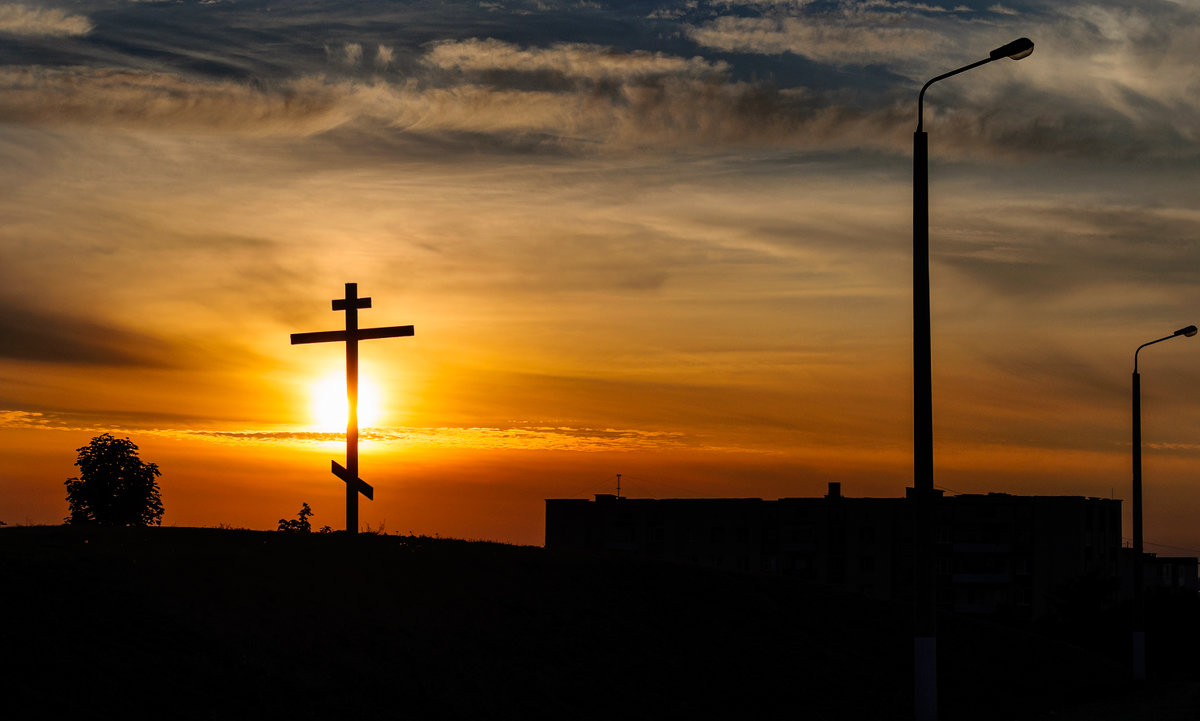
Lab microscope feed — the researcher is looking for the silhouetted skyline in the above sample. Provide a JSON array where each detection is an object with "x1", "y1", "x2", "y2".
[{"x1": 1, "y1": 1, "x2": 1199, "y2": 550}]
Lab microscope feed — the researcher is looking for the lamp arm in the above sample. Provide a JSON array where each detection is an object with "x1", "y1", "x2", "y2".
[
  {"x1": 916, "y1": 57, "x2": 994, "y2": 132},
  {"x1": 1135, "y1": 334, "x2": 1176, "y2": 372}
]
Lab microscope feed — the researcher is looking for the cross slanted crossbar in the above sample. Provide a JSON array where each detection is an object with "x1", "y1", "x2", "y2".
[
  {"x1": 332, "y1": 460, "x2": 373, "y2": 501},
  {"x1": 291, "y1": 282, "x2": 413, "y2": 533}
]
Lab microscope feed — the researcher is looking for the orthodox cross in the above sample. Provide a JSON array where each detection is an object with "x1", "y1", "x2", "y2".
[{"x1": 291, "y1": 283, "x2": 414, "y2": 534}]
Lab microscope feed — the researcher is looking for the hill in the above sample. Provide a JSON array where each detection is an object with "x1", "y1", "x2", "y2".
[{"x1": 0, "y1": 526, "x2": 1187, "y2": 719}]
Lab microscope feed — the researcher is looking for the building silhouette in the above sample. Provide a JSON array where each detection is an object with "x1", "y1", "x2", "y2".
[
  {"x1": 1120, "y1": 549, "x2": 1199, "y2": 600},
  {"x1": 545, "y1": 483, "x2": 1169, "y2": 620}
]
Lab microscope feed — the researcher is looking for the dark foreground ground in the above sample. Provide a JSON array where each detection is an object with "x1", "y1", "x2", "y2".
[{"x1": 1, "y1": 526, "x2": 1196, "y2": 720}]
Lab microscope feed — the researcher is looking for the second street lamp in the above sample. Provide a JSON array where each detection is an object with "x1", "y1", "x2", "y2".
[
  {"x1": 912, "y1": 36, "x2": 1033, "y2": 721},
  {"x1": 1131, "y1": 323, "x2": 1197, "y2": 680}
]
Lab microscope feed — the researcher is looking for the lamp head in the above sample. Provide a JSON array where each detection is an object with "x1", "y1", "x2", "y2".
[
  {"x1": 990, "y1": 37, "x2": 1034, "y2": 61},
  {"x1": 1175, "y1": 325, "x2": 1199, "y2": 338}
]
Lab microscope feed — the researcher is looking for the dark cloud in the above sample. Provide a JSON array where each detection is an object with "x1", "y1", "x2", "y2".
[
  {"x1": 0, "y1": 303, "x2": 177, "y2": 366},
  {"x1": 939, "y1": 204, "x2": 1200, "y2": 301}
]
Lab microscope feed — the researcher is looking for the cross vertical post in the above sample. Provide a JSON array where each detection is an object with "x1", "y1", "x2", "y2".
[
  {"x1": 334, "y1": 283, "x2": 369, "y2": 535},
  {"x1": 291, "y1": 282, "x2": 414, "y2": 534}
]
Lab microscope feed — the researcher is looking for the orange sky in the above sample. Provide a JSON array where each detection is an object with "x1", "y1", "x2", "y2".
[
  {"x1": 3, "y1": 0, "x2": 1200, "y2": 552},
  {"x1": 3, "y1": 151, "x2": 1198, "y2": 551}
]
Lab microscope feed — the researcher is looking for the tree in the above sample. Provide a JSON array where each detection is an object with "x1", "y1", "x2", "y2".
[
  {"x1": 277, "y1": 502, "x2": 313, "y2": 533},
  {"x1": 65, "y1": 433, "x2": 163, "y2": 526}
]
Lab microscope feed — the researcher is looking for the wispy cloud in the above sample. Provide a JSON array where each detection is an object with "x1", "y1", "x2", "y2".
[
  {"x1": 0, "y1": 56, "x2": 910, "y2": 152},
  {"x1": 686, "y1": 0, "x2": 1200, "y2": 159},
  {"x1": 938, "y1": 203, "x2": 1200, "y2": 301},
  {"x1": 0, "y1": 3, "x2": 92, "y2": 37},
  {"x1": 687, "y1": 16, "x2": 946, "y2": 65},
  {"x1": 0, "y1": 409, "x2": 697, "y2": 452},
  {"x1": 0, "y1": 410, "x2": 51, "y2": 426},
  {"x1": 425, "y1": 38, "x2": 729, "y2": 79},
  {"x1": 1021, "y1": 3, "x2": 1200, "y2": 139},
  {"x1": 189, "y1": 425, "x2": 694, "y2": 451},
  {"x1": 0, "y1": 67, "x2": 349, "y2": 135},
  {"x1": 410, "y1": 38, "x2": 917, "y2": 150}
]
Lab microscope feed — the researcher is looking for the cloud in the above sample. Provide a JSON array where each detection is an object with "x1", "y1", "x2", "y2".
[
  {"x1": 1021, "y1": 3, "x2": 1200, "y2": 137},
  {"x1": 3, "y1": 6, "x2": 1195, "y2": 161},
  {"x1": 0, "y1": 48, "x2": 914, "y2": 153},
  {"x1": 0, "y1": 66, "x2": 350, "y2": 135},
  {"x1": 326, "y1": 42, "x2": 397, "y2": 71},
  {"x1": 0, "y1": 3, "x2": 92, "y2": 37},
  {"x1": 686, "y1": 12, "x2": 947, "y2": 65},
  {"x1": 411, "y1": 39, "x2": 919, "y2": 150},
  {"x1": 0, "y1": 410, "x2": 50, "y2": 427},
  {"x1": 186, "y1": 425, "x2": 693, "y2": 451},
  {"x1": 375, "y1": 44, "x2": 394, "y2": 68},
  {"x1": 0, "y1": 409, "x2": 698, "y2": 451},
  {"x1": 686, "y1": 0, "x2": 1041, "y2": 71},
  {"x1": 0, "y1": 304, "x2": 177, "y2": 366},
  {"x1": 685, "y1": 0, "x2": 1200, "y2": 158},
  {"x1": 710, "y1": 0, "x2": 814, "y2": 9},
  {"x1": 937, "y1": 203, "x2": 1200, "y2": 304},
  {"x1": 424, "y1": 38, "x2": 729, "y2": 80}
]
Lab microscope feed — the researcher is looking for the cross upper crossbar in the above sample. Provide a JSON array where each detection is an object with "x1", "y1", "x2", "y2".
[{"x1": 332, "y1": 295, "x2": 371, "y2": 311}]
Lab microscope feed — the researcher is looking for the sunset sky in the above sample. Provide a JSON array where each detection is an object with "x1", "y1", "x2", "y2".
[{"x1": 2, "y1": 0, "x2": 1199, "y2": 548}]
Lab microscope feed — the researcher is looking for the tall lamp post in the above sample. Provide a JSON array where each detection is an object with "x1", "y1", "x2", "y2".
[
  {"x1": 912, "y1": 36, "x2": 1033, "y2": 721},
  {"x1": 1131, "y1": 324, "x2": 1197, "y2": 680}
]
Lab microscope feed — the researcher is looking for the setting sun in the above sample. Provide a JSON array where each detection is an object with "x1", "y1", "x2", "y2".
[{"x1": 311, "y1": 371, "x2": 384, "y2": 431}]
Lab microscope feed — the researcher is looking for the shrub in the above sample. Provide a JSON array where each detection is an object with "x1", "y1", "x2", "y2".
[{"x1": 277, "y1": 503, "x2": 313, "y2": 533}]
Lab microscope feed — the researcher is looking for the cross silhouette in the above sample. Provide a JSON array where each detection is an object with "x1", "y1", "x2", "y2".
[{"x1": 291, "y1": 283, "x2": 413, "y2": 533}]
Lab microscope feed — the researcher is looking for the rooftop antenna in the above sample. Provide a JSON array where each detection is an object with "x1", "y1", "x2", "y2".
[{"x1": 616, "y1": 473, "x2": 622, "y2": 499}]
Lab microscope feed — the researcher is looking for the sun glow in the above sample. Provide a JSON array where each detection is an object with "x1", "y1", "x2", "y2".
[{"x1": 311, "y1": 371, "x2": 384, "y2": 431}]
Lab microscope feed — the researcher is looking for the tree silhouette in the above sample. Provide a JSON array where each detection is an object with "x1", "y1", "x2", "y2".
[
  {"x1": 277, "y1": 502, "x2": 313, "y2": 533},
  {"x1": 65, "y1": 433, "x2": 163, "y2": 526}
]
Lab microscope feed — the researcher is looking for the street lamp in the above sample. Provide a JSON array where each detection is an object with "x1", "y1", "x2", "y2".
[
  {"x1": 912, "y1": 36, "x2": 1033, "y2": 721},
  {"x1": 1131, "y1": 323, "x2": 1197, "y2": 680}
]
